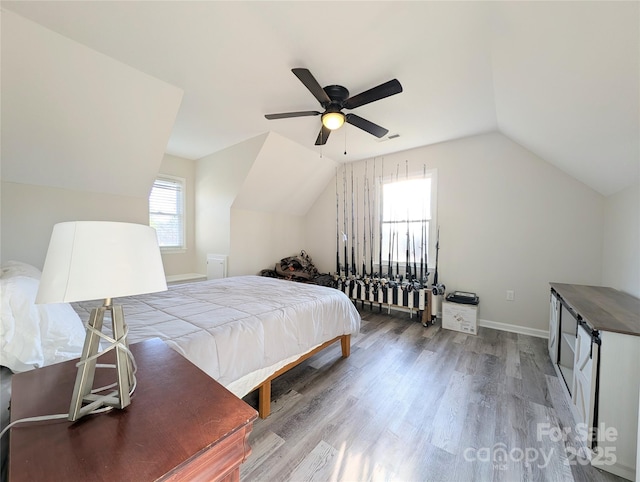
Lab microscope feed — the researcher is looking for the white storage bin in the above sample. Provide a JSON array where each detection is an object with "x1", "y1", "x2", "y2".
[{"x1": 442, "y1": 300, "x2": 478, "y2": 335}]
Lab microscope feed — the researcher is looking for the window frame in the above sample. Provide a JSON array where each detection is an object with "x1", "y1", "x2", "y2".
[{"x1": 149, "y1": 174, "x2": 186, "y2": 253}]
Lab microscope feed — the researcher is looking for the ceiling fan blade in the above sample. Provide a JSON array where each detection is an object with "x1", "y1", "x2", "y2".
[
  {"x1": 265, "y1": 111, "x2": 321, "y2": 120},
  {"x1": 345, "y1": 113, "x2": 389, "y2": 138},
  {"x1": 315, "y1": 125, "x2": 332, "y2": 145},
  {"x1": 292, "y1": 68, "x2": 331, "y2": 106},
  {"x1": 344, "y1": 79, "x2": 403, "y2": 110}
]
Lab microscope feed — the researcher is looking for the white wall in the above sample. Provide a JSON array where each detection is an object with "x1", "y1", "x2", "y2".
[
  {"x1": 0, "y1": 181, "x2": 148, "y2": 268},
  {"x1": 229, "y1": 208, "x2": 306, "y2": 276},
  {"x1": 233, "y1": 132, "x2": 337, "y2": 217},
  {"x1": 600, "y1": 181, "x2": 640, "y2": 482},
  {"x1": 196, "y1": 132, "x2": 336, "y2": 277},
  {"x1": 1, "y1": 155, "x2": 199, "y2": 278},
  {"x1": 195, "y1": 134, "x2": 266, "y2": 274},
  {"x1": 305, "y1": 179, "x2": 338, "y2": 275},
  {"x1": 2, "y1": 10, "x2": 182, "y2": 199},
  {"x1": 306, "y1": 132, "x2": 605, "y2": 332},
  {"x1": 157, "y1": 154, "x2": 198, "y2": 277},
  {"x1": 603, "y1": 181, "x2": 640, "y2": 298}
]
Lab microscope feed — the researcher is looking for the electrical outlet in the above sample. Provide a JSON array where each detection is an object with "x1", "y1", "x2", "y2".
[{"x1": 506, "y1": 290, "x2": 515, "y2": 301}]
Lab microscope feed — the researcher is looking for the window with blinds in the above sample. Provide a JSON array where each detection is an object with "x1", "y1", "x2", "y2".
[
  {"x1": 149, "y1": 176, "x2": 185, "y2": 250},
  {"x1": 380, "y1": 171, "x2": 437, "y2": 269}
]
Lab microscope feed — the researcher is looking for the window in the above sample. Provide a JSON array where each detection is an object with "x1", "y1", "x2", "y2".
[
  {"x1": 149, "y1": 175, "x2": 185, "y2": 250},
  {"x1": 380, "y1": 170, "x2": 437, "y2": 277}
]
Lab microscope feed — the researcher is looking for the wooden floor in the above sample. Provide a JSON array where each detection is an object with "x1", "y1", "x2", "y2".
[{"x1": 240, "y1": 307, "x2": 626, "y2": 482}]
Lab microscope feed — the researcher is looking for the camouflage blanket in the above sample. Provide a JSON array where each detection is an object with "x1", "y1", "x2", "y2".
[{"x1": 260, "y1": 250, "x2": 335, "y2": 287}]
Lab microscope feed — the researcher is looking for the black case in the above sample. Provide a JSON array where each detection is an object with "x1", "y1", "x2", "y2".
[{"x1": 445, "y1": 291, "x2": 479, "y2": 305}]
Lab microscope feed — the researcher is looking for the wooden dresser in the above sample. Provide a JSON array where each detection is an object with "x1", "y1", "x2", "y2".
[{"x1": 9, "y1": 338, "x2": 258, "y2": 481}]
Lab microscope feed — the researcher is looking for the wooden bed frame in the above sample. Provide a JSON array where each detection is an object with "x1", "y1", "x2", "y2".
[{"x1": 252, "y1": 334, "x2": 351, "y2": 418}]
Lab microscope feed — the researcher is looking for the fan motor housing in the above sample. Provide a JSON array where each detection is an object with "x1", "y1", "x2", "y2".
[{"x1": 323, "y1": 85, "x2": 350, "y2": 107}]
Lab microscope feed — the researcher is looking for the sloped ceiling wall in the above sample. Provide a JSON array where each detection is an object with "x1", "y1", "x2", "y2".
[
  {"x1": 1, "y1": 11, "x2": 183, "y2": 198},
  {"x1": 2, "y1": 3, "x2": 637, "y2": 203},
  {"x1": 232, "y1": 132, "x2": 337, "y2": 216},
  {"x1": 490, "y1": 2, "x2": 639, "y2": 196}
]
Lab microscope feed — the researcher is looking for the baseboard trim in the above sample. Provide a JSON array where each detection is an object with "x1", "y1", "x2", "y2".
[
  {"x1": 478, "y1": 318, "x2": 548, "y2": 339},
  {"x1": 166, "y1": 273, "x2": 207, "y2": 284}
]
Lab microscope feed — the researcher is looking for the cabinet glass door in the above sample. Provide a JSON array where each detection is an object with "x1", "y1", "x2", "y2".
[
  {"x1": 557, "y1": 303, "x2": 577, "y2": 394},
  {"x1": 549, "y1": 293, "x2": 559, "y2": 363},
  {"x1": 572, "y1": 323, "x2": 599, "y2": 448}
]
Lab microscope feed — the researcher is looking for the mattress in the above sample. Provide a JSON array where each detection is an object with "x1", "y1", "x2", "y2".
[{"x1": 72, "y1": 275, "x2": 360, "y2": 398}]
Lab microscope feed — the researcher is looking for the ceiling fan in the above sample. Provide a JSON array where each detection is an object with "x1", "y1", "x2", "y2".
[{"x1": 265, "y1": 68, "x2": 403, "y2": 146}]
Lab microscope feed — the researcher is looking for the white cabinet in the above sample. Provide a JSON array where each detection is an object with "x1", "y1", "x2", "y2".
[{"x1": 549, "y1": 283, "x2": 640, "y2": 481}]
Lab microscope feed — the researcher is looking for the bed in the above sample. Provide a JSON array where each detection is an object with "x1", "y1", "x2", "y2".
[
  {"x1": 72, "y1": 275, "x2": 361, "y2": 417},
  {"x1": 1, "y1": 263, "x2": 360, "y2": 420}
]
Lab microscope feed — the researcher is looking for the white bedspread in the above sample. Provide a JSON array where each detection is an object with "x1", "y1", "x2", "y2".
[{"x1": 73, "y1": 276, "x2": 360, "y2": 397}]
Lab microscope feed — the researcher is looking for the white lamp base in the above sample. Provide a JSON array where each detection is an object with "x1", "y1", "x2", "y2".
[{"x1": 68, "y1": 299, "x2": 133, "y2": 421}]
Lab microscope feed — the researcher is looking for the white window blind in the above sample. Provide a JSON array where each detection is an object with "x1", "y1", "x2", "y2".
[
  {"x1": 381, "y1": 175, "x2": 435, "y2": 267},
  {"x1": 149, "y1": 176, "x2": 185, "y2": 249}
]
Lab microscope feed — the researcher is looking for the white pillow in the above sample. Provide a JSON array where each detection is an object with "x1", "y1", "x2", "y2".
[
  {"x1": 0, "y1": 276, "x2": 86, "y2": 372},
  {"x1": 0, "y1": 261, "x2": 42, "y2": 280}
]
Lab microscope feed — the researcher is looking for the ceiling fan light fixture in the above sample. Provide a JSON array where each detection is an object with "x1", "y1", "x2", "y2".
[
  {"x1": 266, "y1": 69, "x2": 403, "y2": 145},
  {"x1": 322, "y1": 111, "x2": 345, "y2": 130}
]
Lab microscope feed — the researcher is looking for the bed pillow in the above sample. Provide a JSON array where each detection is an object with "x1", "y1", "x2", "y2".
[
  {"x1": 0, "y1": 261, "x2": 42, "y2": 280},
  {"x1": 0, "y1": 276, "x2": 85, "y2": 372}
]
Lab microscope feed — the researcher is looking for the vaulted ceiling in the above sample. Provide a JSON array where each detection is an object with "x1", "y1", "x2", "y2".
[{"x1": 2, "y1": 1, "x2": 638, "y2": 197}]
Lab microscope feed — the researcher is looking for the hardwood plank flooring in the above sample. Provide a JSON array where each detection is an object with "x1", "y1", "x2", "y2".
[{"x1": 241, "y1": 308, "x2": 626, "y2": 482}]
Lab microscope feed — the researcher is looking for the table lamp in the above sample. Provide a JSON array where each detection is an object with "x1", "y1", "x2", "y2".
[{"x1": 36, "y1": 221, "x2": 167, "y2": 421}]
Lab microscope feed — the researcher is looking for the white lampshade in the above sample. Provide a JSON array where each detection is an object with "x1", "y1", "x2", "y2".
[
  {"x1": 36, "y1": 221, "x2": 167, "y2": 304},
  {"x1": 322, "y1": 111, "x2": 345, "y2": 130}
]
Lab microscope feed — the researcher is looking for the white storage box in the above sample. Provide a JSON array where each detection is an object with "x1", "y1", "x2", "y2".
[{"x1": 442, "y1": 300, "x2": 478, "y2": 335}]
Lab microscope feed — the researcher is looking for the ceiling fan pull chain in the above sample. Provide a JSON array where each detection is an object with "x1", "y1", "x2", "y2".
[{"x1": 344, "y1": 128, "x2": 347, "y2": 156}]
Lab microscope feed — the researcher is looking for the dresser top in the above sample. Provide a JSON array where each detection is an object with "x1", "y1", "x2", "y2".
[
  {"x1": 550, "y1": 283, "x2": 640, "y2": 336},
  {"x1": 9, "y1": 338, "x2": 258, "y2": 481}
]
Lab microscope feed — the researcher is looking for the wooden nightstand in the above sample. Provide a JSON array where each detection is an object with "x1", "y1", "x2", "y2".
[{"x1": 9, "y1": 338, "x2": 257, "y2": 481}]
